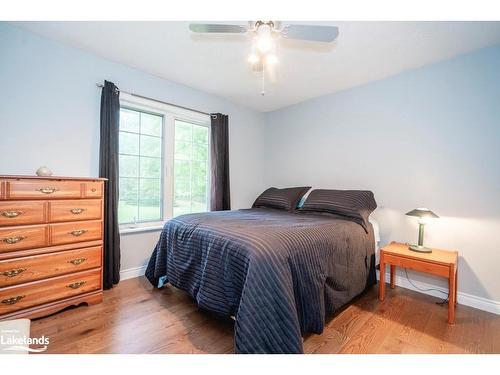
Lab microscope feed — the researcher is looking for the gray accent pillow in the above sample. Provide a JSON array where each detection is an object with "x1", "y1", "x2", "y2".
[
  {"x1": 299, "y1": 189, "x2": 377, "y2": 232},
  {"x1": 252, "y1": 187, "x2": 312, "y2": 212}
]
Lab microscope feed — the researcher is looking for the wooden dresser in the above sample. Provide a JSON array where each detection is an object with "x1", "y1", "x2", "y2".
[{"x1": 0, "y1": 175, "x2": 106, "y2": 320}]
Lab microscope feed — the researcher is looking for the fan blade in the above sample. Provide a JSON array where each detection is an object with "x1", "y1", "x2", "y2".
[
  {"x1": 189, "y1": 24, "x2": 247, "y2": 34},
  {"x1": 281, "y1": 25, "x2": 339, "y2": 43}
]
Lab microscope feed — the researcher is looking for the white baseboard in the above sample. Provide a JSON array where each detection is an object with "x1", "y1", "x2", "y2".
[
  {"x1": 119, "y1": 266, "x2": 500, "y2": 315},
  {"x1": 120, "y1": 265, "x2": 147, "y2": 281},
  {"x1": 378, "y1": 271, "x2": 500, "y2": 316}
]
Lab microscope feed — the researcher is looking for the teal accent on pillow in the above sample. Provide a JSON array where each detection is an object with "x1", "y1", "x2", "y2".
[{"x1": 297, "y1": 196, "x2": 307, "y2": 208}]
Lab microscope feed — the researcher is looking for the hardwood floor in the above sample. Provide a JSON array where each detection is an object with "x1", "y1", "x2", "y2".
[{"x1": 30, "y1": 276, "x2": 500, "y2": 354}]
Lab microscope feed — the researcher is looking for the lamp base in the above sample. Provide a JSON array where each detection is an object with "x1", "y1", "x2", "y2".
[{"x1": 409, "y1": 244, "x2": 432, "y2": 253}]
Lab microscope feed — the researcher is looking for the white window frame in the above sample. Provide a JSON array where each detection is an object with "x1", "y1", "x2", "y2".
[{"x1": 119, "y1": 93, "x2": 211, "y2": 233}]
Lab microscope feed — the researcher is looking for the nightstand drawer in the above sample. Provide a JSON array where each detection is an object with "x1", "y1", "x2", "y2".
[{"x1": 383, "y1": 253, "x2": 450, "y2": 277}]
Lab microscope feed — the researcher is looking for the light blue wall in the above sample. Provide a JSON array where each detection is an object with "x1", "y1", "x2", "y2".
[
  {"x1": 0, "y1": 22, "x2": 266, "y2": 210},
  {"x1": 0, "y1": 23, "x2": 267, "y2": 270},
  {"x1": 264, "y1": 45, "x2": 500, "y2": 303}
]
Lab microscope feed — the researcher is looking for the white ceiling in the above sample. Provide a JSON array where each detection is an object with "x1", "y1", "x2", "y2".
[{"x1": 13, "y1": 21, "x2": 500, "y2": 112}]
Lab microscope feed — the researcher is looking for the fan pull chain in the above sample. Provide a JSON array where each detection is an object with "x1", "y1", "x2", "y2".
[{"x1": 261, "y1": 60, "x2": 266, "y2": 96}]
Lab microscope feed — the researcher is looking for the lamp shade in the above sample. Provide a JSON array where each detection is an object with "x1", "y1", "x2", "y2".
[{"x1": 405, "y1": 208, "x2": 439, "y2": 219}]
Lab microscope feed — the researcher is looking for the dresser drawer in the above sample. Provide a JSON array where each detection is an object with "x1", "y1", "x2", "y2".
[
  {"x1": 0, "y1": 246, "x2": 102, "y2": 287},
  {"x1": 5, "y1": 180, "x2": 82, "y2": 200},
  {"x1": 49, "y1": 200, "x2": 102, "y2": 223},
  {"x1": 84, "y1": 182, "x2": 103, "y2": 198},
  {"x1": 0, "y1": 201, "x2": 47, "y2": 227},
  {"x1": 0, "y1": 225, "x2": 48, "y2": 253},
  {"x1": 50, "y1": 220, "x2": 102, "y2": 246},
  {"x1": 0, "y1": 268, "x2": 101, "y2": 315}
]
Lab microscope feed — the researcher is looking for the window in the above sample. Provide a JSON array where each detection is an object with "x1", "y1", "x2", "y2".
[
  {"x1": 118, "y1": 93, "x2": 210, "y2": 230},
  {"x1": 118, "y1": 108, "x2": 164, "y2": 225},
  {"x1": 173, "y1": 120, "x2": 210, "y2": 217}
]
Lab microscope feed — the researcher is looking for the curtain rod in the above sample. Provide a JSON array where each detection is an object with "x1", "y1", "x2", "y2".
[{"x1": 96, "y1": 83, "x2": 214, "y2": 117}]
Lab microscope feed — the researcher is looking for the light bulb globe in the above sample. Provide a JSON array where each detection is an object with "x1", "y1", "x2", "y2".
[
  {"x1": 248, "y1": 53, "x2": 260, "y2": 65},
  {"x1": 265, "y1": 54, "x2": 278, "y2": 65}
]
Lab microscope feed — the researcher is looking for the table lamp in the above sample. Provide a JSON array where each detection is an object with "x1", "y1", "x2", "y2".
[{"x1": 405, "y1": 208, "x2": 439, "y2": 253}]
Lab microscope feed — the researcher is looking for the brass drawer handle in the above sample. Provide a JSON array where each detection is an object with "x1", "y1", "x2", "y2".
[
  {"x1": 68, "y1": 229, "x2": 87, "y2": 237},
  {"x1": 38, "y1": 187, "x2": 58, "y2": 194},
  {"x1": 1, "y1": 295, "x2": 25, "y2": 305},
  {"x1": 1, "y1": 210, "x2": 24, "y2": 218},
  {"x1": 91, "y1": 188, "x2": 97, "y2": 192},
  {"x1": 68, "y1": 257, "x2": 87, "y2": 265},
  {"x1": 1, "y1": 268, "x2": 27, "y2": 277},
  {"x1": 3, "y1": 236, "x2": 26, "y2": 244},
  {"x1": 67, "y1": 281, "x2": 86, "y2": 289},
  {"x1": 70, "y1": 208, "x2": 85, "y2": 215}
]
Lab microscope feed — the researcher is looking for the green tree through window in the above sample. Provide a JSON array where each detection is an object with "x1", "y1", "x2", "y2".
[
  {"x1": 118, "y1": 108, "x2": 163, "y2": 224},
  {"x1": 173, "y1": 120, "x2": 209, "y2": 217}
]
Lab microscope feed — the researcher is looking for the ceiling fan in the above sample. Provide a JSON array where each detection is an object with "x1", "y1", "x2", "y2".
[{"x1": 189, "y1": 21, "x2": 339, "y2": 95}]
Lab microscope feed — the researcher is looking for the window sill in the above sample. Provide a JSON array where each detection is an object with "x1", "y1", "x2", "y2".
[{"x1": 120, "y1": 225, "x2": 164, "y2": 235}]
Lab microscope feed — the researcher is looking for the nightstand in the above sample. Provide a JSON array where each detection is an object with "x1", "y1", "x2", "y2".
[{"x1": 379, "y1": 241, "x2": 458, "y2": 324}]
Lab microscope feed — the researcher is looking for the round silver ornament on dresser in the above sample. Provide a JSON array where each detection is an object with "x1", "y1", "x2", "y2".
[{"x1": 36, "y1": 166, "x2": 53, "y2": 177}]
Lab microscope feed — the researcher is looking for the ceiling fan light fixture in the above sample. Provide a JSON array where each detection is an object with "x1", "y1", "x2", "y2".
[
  {"x1": 188, "y1": 21, "x2": 340, "y2": 95},
  {"x1": 248, "y1": 53, "x2": 260, "y2": 65},
  {"x1": 255, "y1": 24, "x2": 273, "y2": 53},
  {"x1": 265, "y1": 54, "x2": 278, "y2": 65},
  {"x1": 256, "y1": 36, "x2": 272, "y2": 53}
]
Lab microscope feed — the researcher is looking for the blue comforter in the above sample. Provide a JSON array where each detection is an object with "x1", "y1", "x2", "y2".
[{"x1": 145, "y1": 208, "x2": 375, "y2": 353}]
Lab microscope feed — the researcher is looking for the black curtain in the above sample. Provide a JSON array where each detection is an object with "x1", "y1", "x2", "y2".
[
  {"x1": 210, "y1": 113, "x2": 231, "y2": 211},
  {"x1": 99, "y1": 80, "x2": 121, "y2": 289}
]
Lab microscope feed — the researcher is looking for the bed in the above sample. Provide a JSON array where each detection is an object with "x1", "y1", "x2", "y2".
[{"x1": 145, "y1": 206, "x2": 378, "y2": 354}]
